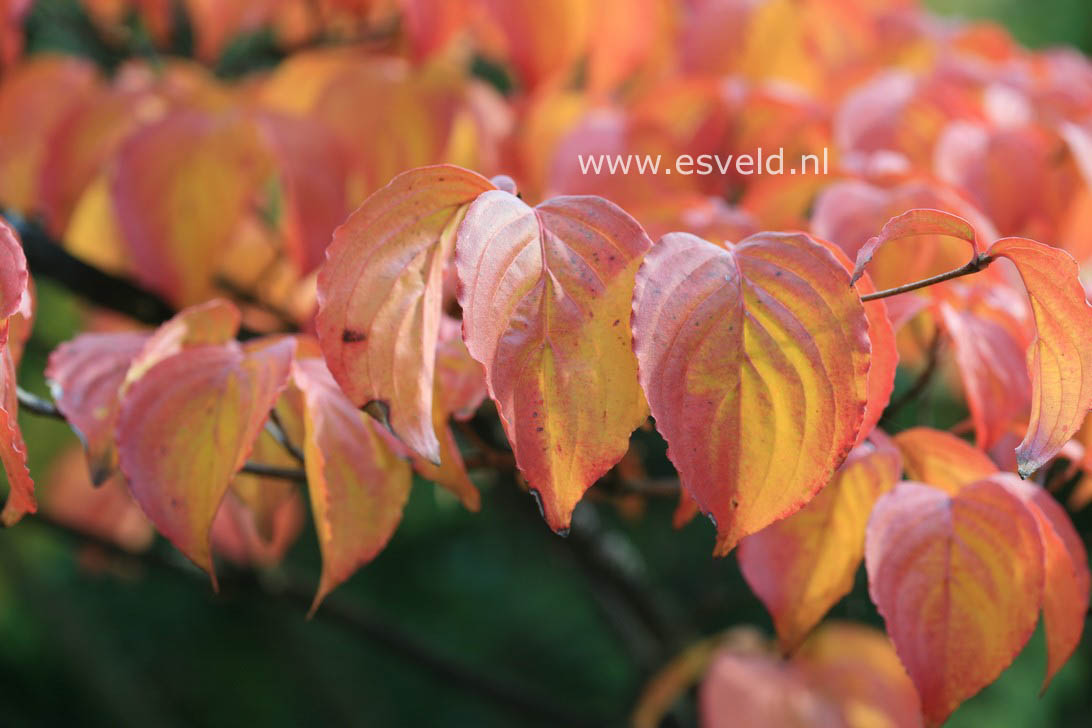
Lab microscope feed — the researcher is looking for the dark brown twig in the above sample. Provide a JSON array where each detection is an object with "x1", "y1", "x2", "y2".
[
  {"x1": 859, "y1": 254, "x2": 993, "y2": 301},
  {"x1": 881, "y1": 328, "x2": 944, "y2": 423},
  {"x1": 16, "y1": 387, "x2": 307, "y2": 482}
]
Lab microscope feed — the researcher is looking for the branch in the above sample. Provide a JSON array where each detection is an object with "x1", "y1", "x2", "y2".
[
  {"x1": 26, "y1": 512, "x2": 604, "y2": 727},
  {"x1": 2, "y1": 211, "x2": 267, "y2": 338},
  {"x1": 881, "y1": 327, "x2": 944, "y2": 423},
  {"x1": 859, "y1": 254, "x2": 993, "y2": 302},
  {"x1": 15, "y1": 387, "x2": 307, "y2": 482},
  {"x1": 4, "y1": 211, "x2": 177, "y2": 326},
  {"x1": 265, "y1": 409, "x2": 305, "y2": 463}
]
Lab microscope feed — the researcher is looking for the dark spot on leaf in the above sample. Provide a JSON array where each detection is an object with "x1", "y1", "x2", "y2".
[{"x1": 363, "y1": 399, "x2": 391, "y2": 429}]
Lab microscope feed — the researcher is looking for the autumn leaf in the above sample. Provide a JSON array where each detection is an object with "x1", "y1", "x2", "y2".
[
  {"x1": 985, "y1": 237, "x2": 1092, "y2": 476},
  {"x1": 866, "y1": 479, "x2": 1044, "y2": 725},
  {"x1": 811, "y1": 235, "x2": 896, "y2": 444},
  {"x1": 117, "y1": 338, "x2": 295, "y2": 583},
  {"x1": 0, "y1": 216, "x2": 28, "y2": 320},
  {"x1": 738, "y1": 431, "x2": 901, "y2": 651},
  {"x1": 110, "y1": 110, "x2": 273, "y2": 306},
  {"x1": 46, "y1": 331, "x2": 151, "y2": 484},
  {"x1": 0, "y1": 216, "x2": 33, "y2": 525},
  {"x1": 316, "y1": 164, "x2": 495, "y2": 464},
  {"x1": 851, "y1": 208, "x2": 979, "y2": 285},
  {"x1": 632, "y1": 231, "x2": 870, "y2": 554},
  {"x1": 456, "y1": 190, "x2": 652, "y2": 533},
  {"x1": 292, "y1": 357, "x2": 412, "y2": 613},
  {"x1": 892, "y1": 427, "x2": 996, "y2": 493},
  {"x1": 0, "y1": 344, "x2": 33, "y2": 526},
  {"x1": 994, "y1": 475, "x2": 1090, "y2": 692},
  {"x1": 794, "y1": 622, "x2": 922, "y2": 728},
  {"x1": 936, "y1": 289, "x2": 1031, "y2": 450},
  {"x1": 121, "y1": 297, "x2": 242, "y2": 390}
]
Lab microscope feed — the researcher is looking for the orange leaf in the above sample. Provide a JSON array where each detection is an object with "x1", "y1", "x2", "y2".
[
  {"x1": 456, "y1": 191, "x2": 652, "y2": 533},
  {"x1": 121, "y1": 297, "x2": 241, "y2": 391},
  {"x1": 794, "y1": 622, "x2": 922, "y2": 728},
  {"x1": 632, "y1": 231, "x2": 870, "y2": 554},
  {"x1": 117, "y1": 339, "x2": 295, "y2": 582},
  {"x1": 986, "y1": 237, "x2": 1092, "y2": 476},
  {"x1": 292, "y1": 357, "x2": 412, "y2": 612},
  {"x1": 865, "y1": 479, "x2": 1044, "y2": 725},
  {"x1": 812, "y1": 235, "x2": 897, "y2": 444},
  {"x1": 0, "y1": 344, "x2": 33, "y2": 525},
  {"x1": 851, "y1": 208, "x2": 979, "y2": 285},
  {"x1": 892, "y1": 427, "x2": 996, "y2": 493},
  {"x1": 994, "y1": 476, "x2": 1090, "y2": 692},
  {"x1": 0, "y1": 217, "x2": 33, "y2": 525},
  {"x1": 316, "y1": 164, "x2": 495, "y2": 464},
  {"x1": 936, "y1": 290, "x2": 1032, "y2": 449},
  {"x1": 0, "y1": 216, "x2": 28, "y2": 320},
  {"x1": 738, "y1": 432, "x2": 901, "y2": 651},
  {"x1": 110, "y1": 110, "x2": 273, "y2": 306},
  {"x1": 46, "y1": 331, "x2": 151, "y2": 484},
  {"x1": 700, "y1": 650, "x2": 845, "y2": 727}
]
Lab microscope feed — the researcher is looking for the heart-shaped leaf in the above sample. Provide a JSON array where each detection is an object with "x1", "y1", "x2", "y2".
[
  {"x1": 738, "y1": 432, "x2": 901, "y2": 651},
  {"x1": 632, "y1": 231, "x2": 870, "y2": 553},
  {"x1": 316, "y1": 164, "x2": 495, "y2": 464},
  {"x1": 866, "y1": 479, "x2": 1044, "y2": 725},
  {"x1": 292, "y1": 357, "x2": 412, "y2": 612},
  {"x1": 117, "y1": 338, "x2": 295, "y2": 582},
  {"x1": 456, "y1": 191, "x2": 652, "y2": 533}
]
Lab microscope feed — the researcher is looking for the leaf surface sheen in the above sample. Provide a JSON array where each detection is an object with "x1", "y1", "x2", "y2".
[
  {"x1": 316, "y1": 164, "x2": 495, "y2": 464},
  {"x1": 632, "y1": 231, "x2": 871, "y2": 553},
  {"x1": 117, "y1": 338, "x2": 295, "y2": 583},
  {"x1": 986, "y1": 237, "x2": 1092, "y2": 476},
  {"x1": 738, "y1": 432, "x2": 901, "y2": 651},
  {"x1": 865, "y1": 479, "x2": 1044, "y2": 726},
  {"x1": 456, "y1": 190, "x2": 652, "y2": 532},
  {"x1": 292, "y1": 357, "x2": 412, "y2": 613}
]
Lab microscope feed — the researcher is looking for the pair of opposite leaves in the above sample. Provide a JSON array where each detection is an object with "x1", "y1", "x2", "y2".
[
  {"x1": 44, "y1": 299, "x2": 413, "y2": 611},
  {"x1": 737, "y1": 427, "x2": 1089, "y2": 726},
  {"x1": 317, "y1": 164, "x2": 1092, "y2": 553}
]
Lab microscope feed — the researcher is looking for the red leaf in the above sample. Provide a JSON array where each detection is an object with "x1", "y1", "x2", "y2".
[
  {"x1": 0, "y1": 216, "x2": 28, "y2": 320},
  {"x1": 994, "y1": 476, "x2": 1090, "y2": 691},
  {"x1": 46, "y1": 331, "x2": 151, "y2": 484},
  {"x1": 117, "y1": 338, "x2": 295, "y2": 582},
  {"x1": 851, "y1": 208, "x2": 979, "y2": 285},
  {"x1": 110, "y1": 110, "x2": 273, "y2": 306},
  {"x1": 632, "y1": 231, "x2": 870, "y2": 554},
  {"x1": 936, "y1": 289, "x2": 1032, "y2": 449},
  {"x1": 865, "y1": 479, "x2": 1044, "y2": 725},
  {"x1": 316, "y1": 164, "x2": 495, "y2": 464},
  {"x1": 812, "y1": 235, "x2": 897, "y2": 444},
  {"x1": 0, "y1": 344, "x2": 33, "y2": 525},
  {"x1": 456, "y1": 191, "x2": 652, "y2": 533},
  {"x1": 292, "y1": 357, "x2": 412, "y2": 612},
  {"x1": 986, "y1": 237, "x2": 1092, "y2": 476}
]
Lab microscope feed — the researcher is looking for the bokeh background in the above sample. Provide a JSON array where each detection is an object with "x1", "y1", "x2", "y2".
[{"x1": 3, "y1": 1, "x2": 1092, "y2": 726}]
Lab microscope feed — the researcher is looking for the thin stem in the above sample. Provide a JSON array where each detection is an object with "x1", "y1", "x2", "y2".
[
  {"x1": 859, "y1": 254, "x2": 992, "y2": 302},
  {"x1": 239, "y1": 462, "x2": 307, "y2": 482},
  {"x1": 16, "y1": 387, "x2": 63, "y2": 419},
  {"x1": 266, "y1": 409, "x2": 305, "y2": 463},
  {"x1": 16, "y1": 387, "x2": 306, "y2": 483},
  {"x1": 881, "y1": 327, "x2": 943, "y2": 423}
]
